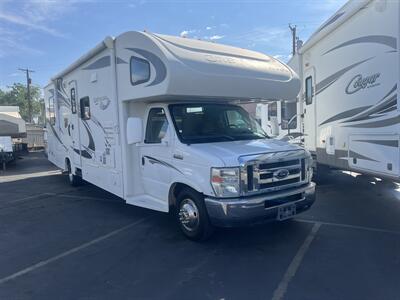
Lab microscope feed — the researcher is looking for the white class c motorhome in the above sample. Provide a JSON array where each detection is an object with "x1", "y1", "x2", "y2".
[
  {"x1": 44, "y1": 31, "x2": 315, "y2": 240},
  {"x1": 259, "y1": 0, "x2": 400, "y2": 181}
]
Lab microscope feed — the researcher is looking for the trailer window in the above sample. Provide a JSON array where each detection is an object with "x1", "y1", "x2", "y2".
[
  {"x1": 305, "y1": 76, "x2": 313, "y2": 105},
  {"x1": 48, "y1": 94, "x2": 56, "y2": 125},
  {"x1": 268, "y1": 102, "x2": 277, "y2": 121},
  {"x1": 130, "y1": 56, "x2": 150, "y2": 86},
  {"x1": 70, "y1": 88, "x2": 77, "y2": 114},
  {"x1": 145, "y1": 108, "x2": 168, "y2": 144},
  {"x1": 281, "y1": 101, "x2": 297, "y2": 130},
  {"x1": 80, "y1": 96, "x2": 91, "y2": 120}
]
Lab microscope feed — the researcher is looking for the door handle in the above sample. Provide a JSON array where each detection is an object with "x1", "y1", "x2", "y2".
[{"x1": 142, "y1": 156, "x2": 145, "y2": 165}]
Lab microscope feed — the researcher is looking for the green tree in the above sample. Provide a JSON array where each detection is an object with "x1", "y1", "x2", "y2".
[{"x1": 0, "y1": 83, "x2": 44, "y2": 124}]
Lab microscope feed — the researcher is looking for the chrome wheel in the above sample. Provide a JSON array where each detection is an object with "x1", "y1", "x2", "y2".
[{"x1": 178, "y1": 198, "x2": 200, "y2": 232}]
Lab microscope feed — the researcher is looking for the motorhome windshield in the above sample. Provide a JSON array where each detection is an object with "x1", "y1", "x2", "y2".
[{"x1": 169, "y1": 103, "x2": 268, "y2": 144}]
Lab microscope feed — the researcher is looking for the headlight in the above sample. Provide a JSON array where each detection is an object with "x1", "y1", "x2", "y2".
[{"x1": 211, "y1": 167, "x2": 240, "y2": 198}]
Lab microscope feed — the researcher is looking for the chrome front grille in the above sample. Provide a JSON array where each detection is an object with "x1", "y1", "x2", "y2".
[{"x1": 240, "y1": 150, "x2": 307, "y2": 195}]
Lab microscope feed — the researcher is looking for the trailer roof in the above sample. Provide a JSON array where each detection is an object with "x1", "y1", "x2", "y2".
[{"x1": 299, "y1": 0, "x2": 372, "y2": 54}]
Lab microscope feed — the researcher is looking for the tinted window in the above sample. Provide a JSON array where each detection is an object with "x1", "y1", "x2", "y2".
[
  {"x1": 305, "y1": 76, "x2": 313, "y2": 105},
  {"x1": 170, "y1": 103, "x2": 267, "y2": 144},
  {"x1": 80, "y1": 96, "x2": 90, "y2": 120},
  {"x1": 281, "y1": 101, "x2": 297, "y2": 130},
  {"x1": 48, "y1": 94, "x2": 56, "y2": 125},
  {"x1": 130, "y1": 56, "x2": 150, "y2": 85},
  {"x1": 145, "y1": 108, "x2": 168, "y2": 144},
  {"x1": 268, "y1": 102, "x2": 277, "y2": 121},
  {"x1": 70, "y1": 88, "x2": 77, "y2": 114}
]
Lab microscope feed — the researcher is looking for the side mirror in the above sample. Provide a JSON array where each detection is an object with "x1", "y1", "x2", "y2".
[
  {"x1": 126, "y1": 117, "x2": 143, "y2": 145},
  {"x1": 270, "y1": 116, "x2": 279, "y2": 137}
]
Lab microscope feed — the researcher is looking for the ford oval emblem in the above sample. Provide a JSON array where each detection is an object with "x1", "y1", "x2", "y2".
[{"x1": 274, "y1": 169, "x2": 290, "y2": 180}]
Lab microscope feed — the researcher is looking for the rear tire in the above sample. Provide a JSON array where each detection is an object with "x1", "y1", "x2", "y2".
[
  {"x1": 175, "y1": 188, "x2": 214, "y2": 241},
  {"x1": 67, "y1": 161, "x2": 82, "y2": 187}
]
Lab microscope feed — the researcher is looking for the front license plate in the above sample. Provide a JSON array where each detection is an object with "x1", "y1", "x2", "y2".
[{"x1": 277, "y1": 203, "x2": 297, "y2": 221}]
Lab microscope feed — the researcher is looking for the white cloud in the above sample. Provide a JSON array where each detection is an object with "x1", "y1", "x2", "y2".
[
  {"x1": 180, "y1": 30, "x2": 196, "y2": 38},
  {"x1": 206, "y1": 26, "x2": 212, "y2": 30},
  {"x1": 0, "y1": 12, "x2": 63, "y2": 37},
  {"x1": 209, "y1": 35, "x2": 224, "y2": 41}
]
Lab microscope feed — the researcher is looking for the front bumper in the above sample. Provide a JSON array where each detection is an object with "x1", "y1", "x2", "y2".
[{"x1": 204, "y1": 182, "x2": 316, "y2": 227}]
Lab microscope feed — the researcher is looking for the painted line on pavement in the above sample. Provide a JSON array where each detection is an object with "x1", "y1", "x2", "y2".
[
  {"x1": 295, "y1": 218, "x2": 400, "y2": 236},
  {"x1": 272, "y1": 222, "x2": 321, "y2": 300},
  {"x1": 0, "y1": 217, "x2": 148, "y2": 285},
  {"x1": 0, "y1": 193, "x2": 55, "y2": 208}
]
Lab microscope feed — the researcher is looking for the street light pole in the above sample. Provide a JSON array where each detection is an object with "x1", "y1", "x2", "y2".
[{"x1": 18, "y1": 68, "x2": 35, "y2": 123}]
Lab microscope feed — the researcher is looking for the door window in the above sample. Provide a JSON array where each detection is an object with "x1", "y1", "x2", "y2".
[
  {"x1": 145, "y1": 108, "x2": 169, "y2": 144},
  {"x1": 305, "y1": 76, "x2": 313, "y2": 105},
  {"x1": 80, "y1": 96, "x2": 91, "y2": 120}
]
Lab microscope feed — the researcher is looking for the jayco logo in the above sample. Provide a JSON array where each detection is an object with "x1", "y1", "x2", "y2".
[
  {"x1": 345, "y1": 73, "x2": 381, "y2": 94},
  {"x1": 93, "y1": 96, "x2": 111, "y2": 110}
]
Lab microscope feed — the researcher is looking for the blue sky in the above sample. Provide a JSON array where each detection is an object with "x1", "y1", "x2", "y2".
[{"x1": 0, "y1": 0, "x2": 347, "y2": 90}]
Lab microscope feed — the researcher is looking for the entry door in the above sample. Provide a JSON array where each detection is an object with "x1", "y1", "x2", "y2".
[
  {"x1": 140, "y1": 107, "x2": 172, "y2": 203},
  {"x1": 68, "y1": 81, "x2": 81, "y2": 167},
  {"x1": 303, "y1": 68, "x2": 317, "y2": 152}
]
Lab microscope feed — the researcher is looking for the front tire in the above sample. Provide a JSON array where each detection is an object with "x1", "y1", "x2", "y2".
[
  {"x1": 176, "y1": 188, "x2": 214, "y2": 241},
  {"x1": 67, "y1": 161, "x2": 82, "y2": 187}
]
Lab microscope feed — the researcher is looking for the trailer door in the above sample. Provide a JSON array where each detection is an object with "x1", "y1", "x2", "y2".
[
  {"x1": 303, "y1": 68, "x2": 317, "y2": 152},
  {"x1": 68, "y1": 81, "x2": 81, "y2": 167}
]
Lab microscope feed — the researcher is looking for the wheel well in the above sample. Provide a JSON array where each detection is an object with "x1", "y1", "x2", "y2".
[
  {"x1": 169, "y1": 183, "x2": 201, "y2": 209},
  {"x1": 65, "y1": 157, "x2": 71, "y2": 172}
]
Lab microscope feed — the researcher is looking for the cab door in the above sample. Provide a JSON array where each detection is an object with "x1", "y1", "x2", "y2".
[
  {"x1": 303, "y1": 68, "x2": 317, "y2": 152},
  {"x1": 140, "y1": 107, "x2": 172, "y2": 203},
  {"x1": 68, "y1": 81, "x2": 81, "y2": 167}
]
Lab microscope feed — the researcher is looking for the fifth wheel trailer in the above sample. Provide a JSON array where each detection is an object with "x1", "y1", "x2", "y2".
[
  {"x1": 259, "y1": 0, "x2": 400, "y2": 181},
  {"x1": 44, "y1": 31, "x2": 315, "y2": 240}
]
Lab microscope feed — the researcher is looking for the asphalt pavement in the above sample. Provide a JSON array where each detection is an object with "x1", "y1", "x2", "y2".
[{"x1": 0, "y1": 152, "x2": 399, "y2": 300}]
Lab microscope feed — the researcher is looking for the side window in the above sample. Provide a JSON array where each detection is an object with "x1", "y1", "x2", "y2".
[
  {"x1": 49, "y1": 94, "x2": 56, "y2": 125},
  {"x1": 226, "y1": 110, "x2": 249, "y2": 129},
  {"x1": 130, "y1": 56, "x2": 150, "y2": 86},
  {"x1": 305, "y1": 76, "x2": 313, "y2": 105},
  {"x1": 268, "y1": 102, "x2": 277, "y2": 121},
  {"x1": 145, "y1": 108, "x2": 168, "y2": 144},
  {"x1": 80, "y1": 96, "x2": 91, "y2": 120},
  {"x1": 70, "y1": 88, "x2": 77, "y2": 114},
  {"x1": 281, "y1": 101, "x2": 297, "y2": 130}
]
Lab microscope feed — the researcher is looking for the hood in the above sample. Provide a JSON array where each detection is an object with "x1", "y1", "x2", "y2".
[{"x1": 190, "y1": 139, "x2": 303, "y2": 166}]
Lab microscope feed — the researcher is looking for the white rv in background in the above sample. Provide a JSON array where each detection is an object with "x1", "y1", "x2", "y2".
[
  {"x1": 259, "y1": 0, "x2": 399, "y2": 181},
  {"x1": 44, "y1": 31, "x2": 315, "y2": 240}
]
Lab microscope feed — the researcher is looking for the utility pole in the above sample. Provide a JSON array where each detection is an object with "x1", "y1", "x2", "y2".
[
  {"x1": 18, "y1": 68, "x2": 35, "y2": 123},
  {"x1": 289, "y1": 24, "x2": 297, "y2": 56}
]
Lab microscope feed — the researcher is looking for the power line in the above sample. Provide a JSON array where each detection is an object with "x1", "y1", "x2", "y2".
[{"x1": 18, "y1": 68, "x2": 35, "y2": 123}]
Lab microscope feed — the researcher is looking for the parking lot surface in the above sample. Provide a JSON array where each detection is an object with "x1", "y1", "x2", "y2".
[{"x1": 0, "y1": 152, "x2": 399, "y2": 300}]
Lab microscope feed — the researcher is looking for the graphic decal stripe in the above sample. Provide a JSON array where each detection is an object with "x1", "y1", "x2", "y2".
[
  {"x1": 343, "y1": 85, "x2": 397, "y2": 122},
  {"x1": 323, "y1": 35, "x2": 397, "y2": 56},
  {"x1": 354, "y1": 140, "x2": 399, "y2": 148},
  {"x1": 82, "y1": 56, "x2": 111, "y2": 70},
  {"x1": 143, "y1": 156, "x2": 184, "y2": 174},
  {"x1": 344, "y1": 115, "x2": 400, "y2": 128},
  {"x1": 349, "y1": 151, "x2": 379, "y2": 162},
  {"x1": 315, "y1": 57, "x2": 373, "y2": 95},
  {"x1": 317, "y1": 12, "x2": 345, "y2": 33},
  {"x1": 153, "y1": 34, "x2": 271, "y2": 63},
  {"x1": 319, "y1": 106, "x2": 371, "y2": 126}
]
